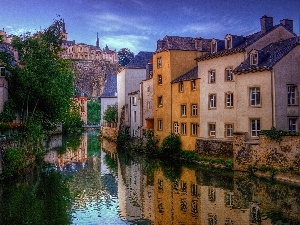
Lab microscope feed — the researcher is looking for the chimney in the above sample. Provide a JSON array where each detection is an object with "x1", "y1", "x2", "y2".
[
  {"x1": 280, "y1": 19, "x2": 294, "y2": 33},
  {"x1": 260, "y1": 15, "x2": 274, "y2": 34},
  {"x1": 194, "y1": 37, "x2": 203, "y2": 50}
]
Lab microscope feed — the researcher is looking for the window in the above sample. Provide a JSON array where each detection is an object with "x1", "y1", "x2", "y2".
[
  {"x1": 209, "y1": 70, "x2": 216, "y2": 83},
  {"x1": 147, "y1": 101, "x2": 150, "y2": 109},
  {"x1": 250, "y1": 119, "x2": 260, "y2": 137},
  {"x1": 225, "y1": 36, "x2": 232, "y2": 49},
  {"x1": 81, "y1": 106, "x2": 85, "y2": 112},
  {"x1": 157, "y1": 57, "x2": 162, "y2": 68},
  {"x1": 225, "y1": 93, "x2": 233, "y2": 108},
  {"x1": 181, "y1": 105, "x2": 187, "y2": 116},
  {"x1": 158, "y1": 179, "x2": 163, "y2": 190},
  {"x1": 208, "y1": 187, "x2": 216, "y2": 202},
  {"x1": 208, "y1": 214, "x2": 217, "y2": 225},
  {"x1": 173, "y1": 122, "x2": 179, "y2": 134},
  {"x1": 250, "y1": 52, "x2": 258, "y2": 65},
  {"x1": 147, "y1": 85, "x2": 150, "y2": 92},
  {"x1": 158, "y1": 96, "x2": 163, "y2": 107},
  {"x1": 180, "y1": 199, "x2": 187, "y2": 212},
  {"x1": 134, "y1": 111, "x2": 136, "y2": 122},
  {"x1": 225, "y1": 192, "x2": 233, "y2": 206},
  {"x1": 289, "y1": 118, "x2": 297, "y2": 132},
  {"x1": 209, "y1": 123, "x2": 216, "y2": 137},
  {"x1": 209, "y1": 94, "x2": 216, "y2": 109},
  {"x1": 191, "y1": 104, "x2": 198, "y2": 116},
  {"x1": 225, "y1": 124, "x2": 233, "y2": 137},
  {"x1": 0, "y1": 67, "x2": 5, "y2": 76},
  {"x1": 250, "y1": 87, "x2": 260, "y2": 106},
  {"x1": 181, "y1": 181, "x2": 187, "y2": 192},
  {"x1": 181, "y1": 123, "x2": 187, "y2": 135},
  {"x1": 191, "y1": 123, "x2": 198, "y2": 136},
  {"x1": 132, "y1": 96, "x2": 137, "y2": 106},
  {"x1": 158, "y1": 119, "x2": 163, "y2": 130},
  {"x1": 191, "y1": 200, "x2": 198, "y2": 214},
  {"x1": 158, "y1": 75, "x2": 162, "y2": 85},
  {"x1": 225, "y1": 68, "x2": 233, "y2": 81},
  {"x1": 191, "y1": 80, "x2": 196, "y2": 90},
  {"x1": 191, "y1": 183, "x2": 198, "y2": 196},
  {"x1": 288, "y1": 85, "x2": 297, "y2": 106},
  {"x1": 211, "y1": 40, "x2": 217, "y2": 53},
  {"x1": 179, "y1": 81, "x2": 184, "y2": 92}
]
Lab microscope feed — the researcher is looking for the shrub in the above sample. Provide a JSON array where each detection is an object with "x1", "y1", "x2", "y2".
[
  {"x1": 103, "y1": 104, "x2": 118, "y2": 123},
  {"x1": 3, "y1": 147, "x2": 25, "y2": 176},
  {"x1": 158, "y1": 133, "x2": 181, "y2": 157}
]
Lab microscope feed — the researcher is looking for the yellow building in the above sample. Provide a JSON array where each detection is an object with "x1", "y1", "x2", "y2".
[
  {"x1": 171, "y1": 66, "x2": 200, "y2": 150},
  {"x1": 153, "y1": 36, "x2": 210, "y2": 145}
]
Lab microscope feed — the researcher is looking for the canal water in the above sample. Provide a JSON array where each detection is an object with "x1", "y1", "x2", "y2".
[{"x1": 1, "y1": 131, "x2": 300, "y2": 224}]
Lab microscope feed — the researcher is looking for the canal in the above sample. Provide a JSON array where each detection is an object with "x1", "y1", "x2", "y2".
[{"x1": 1, "y1": 131, "x2": 300, "y2": 224}]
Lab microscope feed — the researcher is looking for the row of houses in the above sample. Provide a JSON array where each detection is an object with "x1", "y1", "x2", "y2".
[{"x1": 101, "y1": 15, "x2": 300, "y2": 151}]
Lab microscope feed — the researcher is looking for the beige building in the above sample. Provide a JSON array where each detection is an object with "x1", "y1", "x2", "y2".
[
  {"x1": 196, "y1": 16, "x2": 297, "y2": 140},
  {"x1": 153, "y1": 36, "x2": 210, "y2": 144}
]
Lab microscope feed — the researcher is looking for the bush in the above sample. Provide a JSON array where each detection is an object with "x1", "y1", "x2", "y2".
[
  {"x1": 158, "y1": 133, "x2": 181, "y2": 157},
  {"x1": 103, "y1": 104, "x2": 118, "y2": 123},
  {"x1": 3, "y1": 147, "x2": 25, "y2": 176}
]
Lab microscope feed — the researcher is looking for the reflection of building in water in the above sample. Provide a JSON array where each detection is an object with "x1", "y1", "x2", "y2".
[
  {"x1": 154, "y1": 167, "x2": 200, "y2": 225},
  {"x1": 101, "y1": 138, "x2": 117, "y2": 155},
  {"x1": 44, "y1": 133, "x2": 88, "y2": 167},
  {"x1": 44, "y1": 134, "x2": 62, "y2": 151},
  {"x1": 117, "y1": 159, "x2": 143, "y2": 221}
]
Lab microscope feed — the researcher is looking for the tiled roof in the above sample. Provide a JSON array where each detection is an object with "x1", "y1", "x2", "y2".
[
  {"x1": 125, "y1": 51, "x2": 154, "y2": 69},
  {"x1": 233, "y1": 37, "x2": 298, "y2": 74},
  {"x1": 156, "y1": 36, "x2": 211, "y2": 52},
  {"x1": 171, "y1": 66, "x2": 198, "y2": 83},
  {"x1": 196, "y1": 23, "x2": 297, "y2": 61},
  {"x1": 100, "y1": 73, "x2": 117, "y2": 98}
]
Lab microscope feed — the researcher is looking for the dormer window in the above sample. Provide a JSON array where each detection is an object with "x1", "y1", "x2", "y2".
[
  {"x1": 225, "y1": 35, "x2": 232, "y2": 49},
  {"x1": 0, "y1": 67, "x2": 5, "y2": 77},
  {"x1": 211, "y1": 40, "x2": 217, "y2": 53},
  {"x1": 250, "y1": 52, "x2": 258, "y2": 65}
]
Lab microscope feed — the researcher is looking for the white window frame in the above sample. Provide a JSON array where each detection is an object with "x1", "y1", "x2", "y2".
[
  {"x1": 225, "y1": 124, "x2": 233, "y2": 137},
  {"x1": 179, "y1": 81, "x2": 184, "y2": 92},
  {"x1": 209, "y1": 70, "x2": 216, "y2": 83},
  {"x1": 250, "y1": 119, "x2": 260, "y2": 137},
  {"x1": 181, "y1": 105, "x2": 187, "y2": 116},
  {"x1": 181, "y1": 123, "x2": 187, "y2": 135},
  {"x1": 191, "y1": 80, "x2": 196, "y2": 90},
  {"x1": 191, "y1": 104, "x2": 198, "y2": 116},
  {"x1": 158, "y1": 96, "x2": 163, "y2": 107},
  {"x1": 289, "y1": 118, "x2": 297, "y2": 132},
  {"x1": 211, "y1": 40, "x2": 217, "y2": 53},
  {"x1": 288, "y1": 85, "x2": 297, "y2": 106},
  {"x1": 173, "y1": 122, "x2": 179, "y2": 134},
  {"x1": 158, "y1": 75, "x2": 162, "y2": 85},
  {"x1": 225, "y1": 93, "x2": 233, "y2": 108},
  {"x1": 209, "y1": 123, "x2": 216, "y2": 137},
  {"x1": 157, "y1": 57, "x2": 162, "y2": 68},
  {"x1": 209, "y1": 94, "x2": 216, "y2": 109},
  {"x1": 132, "y1": 96, "x2": 137, "y2": 106},
  {"x1": 191, "y1": 123, "x2": 198, "y2": 136},
  {"x1": 225, "y1": 36, "x2": 232, "y2": 49},
  {"x1": 250, "y1": 53, "x2": 258, "y2": 65},
  {"x1": 225, "y1": 68, "x2": 233, "y2": 81},
  {"x1": 250, "y1": 87, "x2": 260, "y2": 106}
]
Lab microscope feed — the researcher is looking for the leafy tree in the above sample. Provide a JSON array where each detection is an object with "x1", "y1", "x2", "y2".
[
  {"x1": 62, "y1": 100, "x2": 83, "y2": 133},
  {"x1": 6, "y1": 18, "x2": 75, "y2": 131},
  {"x1": 117, "y1": 48, "x2": 134, "y2": 66},
  {"x1": 103, "y1": 104, "x2": 117, "y2": 123},
  {"x1": 87, "y1": 99, "x2": 100, "y2": 125}
]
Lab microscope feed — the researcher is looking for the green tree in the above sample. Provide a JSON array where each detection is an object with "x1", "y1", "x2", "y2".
[
  {"x1": 7, "y1": 18, "x2": 75, "y2": 131},
  {"x1": 62, "y1": 100, "x2": 83, "y2": 133},
  {"x1": 118, "y1": 48, "x2": 134, "y2": 66},
  {"x1": 87, "y1": 99, "x2": 100, "y2": 124},
  {"x1": 103, "y1": 104, "x2": 117, "y2": 123}
]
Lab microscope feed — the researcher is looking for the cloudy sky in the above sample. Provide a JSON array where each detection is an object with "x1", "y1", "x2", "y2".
[{"x1": 1, "y1": 0, "x2": 300, "y2": 54}]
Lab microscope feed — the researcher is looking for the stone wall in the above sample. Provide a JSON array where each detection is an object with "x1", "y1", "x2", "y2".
[
  {"x1": 101, "y1": 125, "x2": 118, "y2": 141},
  {"x1": 196, "y1": 138, "x2": 233, "y2": 159},
  {"x1": 234, "y1": 132, "x2": 300, "y2": 173}
]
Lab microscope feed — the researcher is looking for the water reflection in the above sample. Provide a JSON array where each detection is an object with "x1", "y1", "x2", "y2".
[{"x1": 1, "y1": 132, "x2": 300, "y2": 225}]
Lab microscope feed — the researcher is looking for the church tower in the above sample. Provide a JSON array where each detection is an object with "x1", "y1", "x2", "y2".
[
  {"x1": 61, "y1": 19, "x2": 68, "y2": 41},
  {"x1": 96, "y1": 32, "x2": 100, "y2": 48}
]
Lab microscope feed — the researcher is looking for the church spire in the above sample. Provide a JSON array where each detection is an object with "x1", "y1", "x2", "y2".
[{"x1": 96, "y1": 32, "x2": 100, "y2": 48}]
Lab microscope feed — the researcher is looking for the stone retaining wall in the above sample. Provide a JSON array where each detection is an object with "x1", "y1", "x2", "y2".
[
  {"x1": 196, "y1": 138, "x2": 233, "y2": 159},
  {"x1": 101, "y1": 125, "x2": 118, "y2": 141},
  {"x1": 234, "y1": 132, "x2": 300, "y2": 173}
]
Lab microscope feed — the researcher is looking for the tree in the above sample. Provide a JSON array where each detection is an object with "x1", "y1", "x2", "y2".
[
  {"x1": 117, "y1": 48, "x2": 134, "y2": 67},
  {"x1": 87, "y1": 99, "x2": 100, "y2": 125},
  {"x1": 6, "y1": 18, "x2": 75, "y2": 130},
  {"x1": 103, "y1": 104, "x2": 117, "y2": 123}
]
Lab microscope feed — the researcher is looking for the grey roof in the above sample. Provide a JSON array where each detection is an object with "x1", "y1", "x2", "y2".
[
  {"x1": 125, "y1": 51, "x2": 154, "y2": 69},
  {"x1": 233, "y1": 37, "x2": 299, "y2": 74},
  {"x1": 156, "y1": 36, "x2": 211, "y2": 52},
  {"x1": 171, "y1": 66, "x2": 198, "y2": 83},
  {"x1": 100, "y1": 73, "x2": 117, "y2": 98},
  {"x1": 74, "y1": 87, "x2": 88, "y2": 98},
  {"x1": 196, "y1": 23, "x2": 297, "y2": 61}
]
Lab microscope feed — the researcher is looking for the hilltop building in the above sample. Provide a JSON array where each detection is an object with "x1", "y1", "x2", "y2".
[{"x1": 60, "y1": 21, "x2": 118, "y2": 63}]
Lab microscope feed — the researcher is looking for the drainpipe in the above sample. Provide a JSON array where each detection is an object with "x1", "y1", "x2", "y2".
[
  {"x1": 171, "y1": 82, "x2": 173, "y2": 133},
  {"x1": 270, "y1": 69, "x2": 275, "y2": 128}
]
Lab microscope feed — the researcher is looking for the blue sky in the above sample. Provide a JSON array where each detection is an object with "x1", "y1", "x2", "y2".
[{"x1": 1, "y1": 0, "x2": 300, "y2": 54}]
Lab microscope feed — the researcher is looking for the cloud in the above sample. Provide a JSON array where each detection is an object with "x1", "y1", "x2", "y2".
[
  {"x1": 100, "y1": 34, "x2": 153, "y2": 53},
  {"x1": 5, "y1": 25, "x2": 37, "y2": 36}
]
